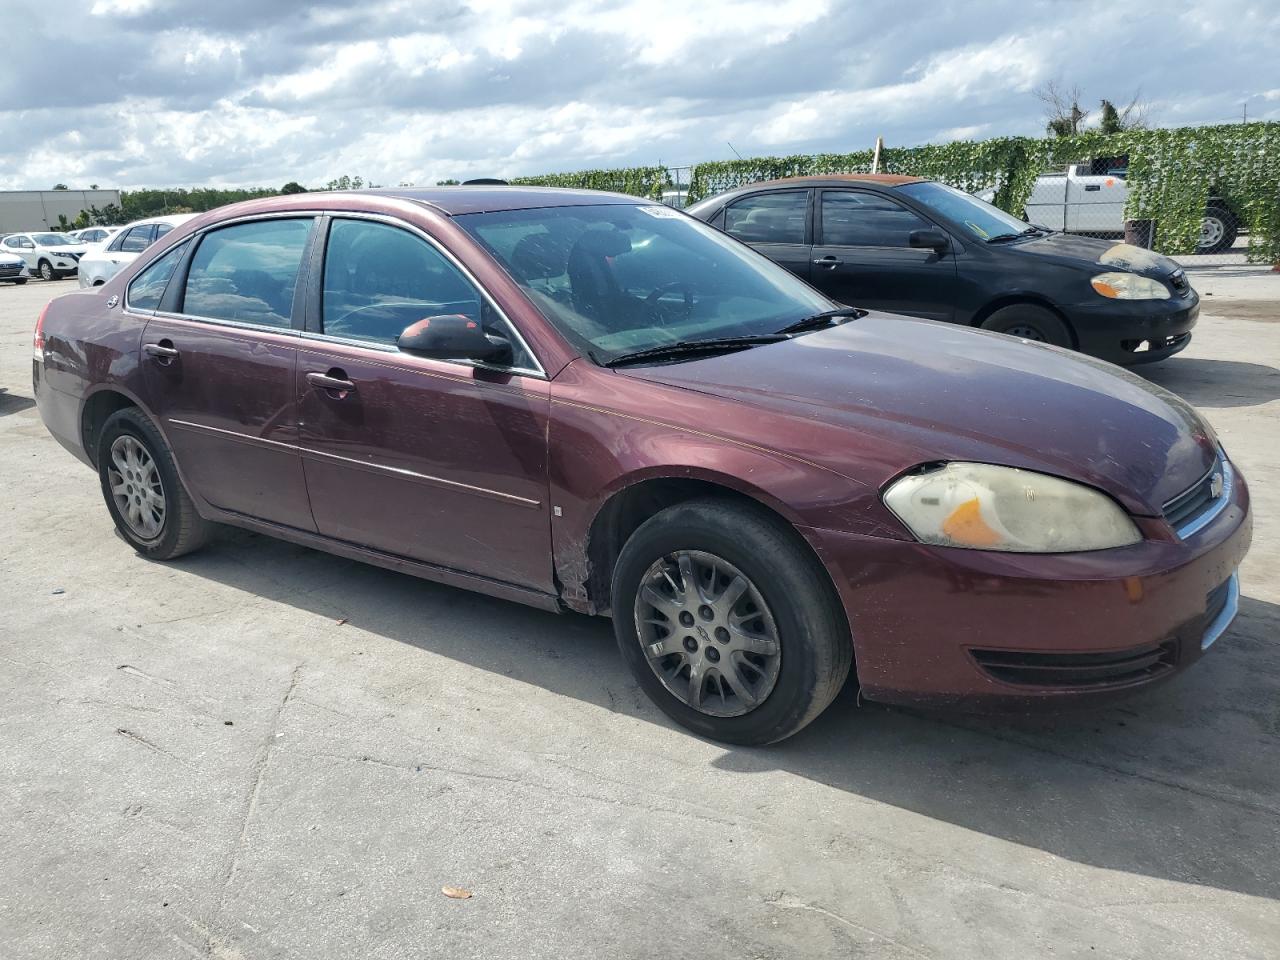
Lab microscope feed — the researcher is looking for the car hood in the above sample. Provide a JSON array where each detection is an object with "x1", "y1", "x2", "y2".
[
  {"x1": 623, "y1": 313, "x2": 1216, "y2": 514},
  {"x1": 40, "y1": 245, "x2": 89, "y2": 255},
  {"x1": 1010, "y1": 232, "x2": 1184, "y2": 280}
]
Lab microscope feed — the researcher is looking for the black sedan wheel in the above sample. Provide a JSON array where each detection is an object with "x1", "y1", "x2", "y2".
[
  {"x1": 980, "y1": 304, "x2": 1072, "y2": 348},
  {"x1": 612, "y1": 498, "x2": 852, "y2": 745}
]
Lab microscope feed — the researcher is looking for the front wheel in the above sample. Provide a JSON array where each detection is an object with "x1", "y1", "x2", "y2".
[
  {"x1": 97, "y1": 407, "x2": 212, "y2": 560},
  {"x1": 38, "y1": 260, "x2": 55, "y2": 281},
  {"x1": 980, "y1": 303, "x2": 1073, "y2": 348},
  {"x1": 611, "y1": 498, "x2": 852, "y2": 745}
]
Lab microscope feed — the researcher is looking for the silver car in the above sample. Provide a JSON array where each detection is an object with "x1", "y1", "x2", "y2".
[{"x1": 78, "y1": 214, "x2": 196, "y2": 288}]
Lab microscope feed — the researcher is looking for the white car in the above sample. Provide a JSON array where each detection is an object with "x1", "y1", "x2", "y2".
[
  {"x1": 68, "y1": 226, "x2": 122, "y2": 246},
  {"x1": 981, "y1": 159, "x2": 1240, "y2": 255},
  {"x1": 0, "y1": 232, "x2": 89, "y2": 281},
  {"x1": 77, "y1": 214, "x2": 196, "y2": 288},
  {"x1": 0, "y1": 249, "x2": 28, "y2": 284}
]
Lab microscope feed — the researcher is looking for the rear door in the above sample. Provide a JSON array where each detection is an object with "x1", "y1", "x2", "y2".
[
  {"x1": 295, "y1": 215, "x2": 554, "y2": 591},
  {"x1": 809, "y1": 189, "x2": 959, "y2": 322},
  {"x1": 140, "y1": 215, "x2": 318, "y2": 531},
  {"x1": 721, "y1": 189, "x2": 812, "y2": 280},
  {"x1": 1064, "y1": 164, "x2": 1127, "y2": 233}
]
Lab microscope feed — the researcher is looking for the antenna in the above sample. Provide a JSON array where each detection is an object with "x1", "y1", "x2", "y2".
[{"x1": 726, "y1": 142, "x2": 744, "y2": 160}]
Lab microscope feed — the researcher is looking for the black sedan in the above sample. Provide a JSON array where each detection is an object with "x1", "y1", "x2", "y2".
[{"x1": 685, "y1": 175, "x2": 1199, "y2": 365}]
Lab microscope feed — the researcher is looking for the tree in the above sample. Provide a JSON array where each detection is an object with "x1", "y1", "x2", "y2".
[
  {"x1": 280, "y1": 181, "x2": 307, "y2": 194},
  {"x1": 89, "y1": 184, "x2": 99, "y2": 190},
  {"x1": 436, "y1": 179, "x2": 460, "y2": 185},
  {"x1": 324, "y1": 175, "x2": 365, "y2": 190},
  {"x1": 56, "y1": 214, "x2": 72, "y2": 230},
  {"x1": 52, "y1": 183, "x2": 69, "y2": 190},
  {"x1": 1036, "y1": 81, "x2": 1149, "y2": 137},
  {"x1": 1098, "y1": 96, "x2": 1148, "y2": 134}
]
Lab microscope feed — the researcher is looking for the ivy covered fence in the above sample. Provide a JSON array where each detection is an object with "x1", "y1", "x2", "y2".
[{"x1": 513, "y1": 122, "x2": 1280, "y2": 264}]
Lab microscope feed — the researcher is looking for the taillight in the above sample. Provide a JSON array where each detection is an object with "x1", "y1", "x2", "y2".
[{"x1": 33, "y1": 302, "x2": 49, "y2": 361}]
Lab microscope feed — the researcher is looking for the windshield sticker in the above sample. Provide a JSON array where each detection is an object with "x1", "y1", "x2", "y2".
[{"x1": 637, "y1": 205, "x2": 683, "y2": 219}]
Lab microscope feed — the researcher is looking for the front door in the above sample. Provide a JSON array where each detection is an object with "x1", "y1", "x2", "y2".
[
  {"x1": 140, "y1": 216, "x2": 318, "y2": 532},
  {"x1": 809, "y1": 189, "x2": 959, "y2": 322},
  {"x1": 296, "y1": 216, "x2": 554, "y2": 592}
]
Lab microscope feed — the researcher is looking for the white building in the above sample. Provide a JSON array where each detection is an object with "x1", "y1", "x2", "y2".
[{"x1": 0, "y1": 190, "x2": 122, "y2": 233}]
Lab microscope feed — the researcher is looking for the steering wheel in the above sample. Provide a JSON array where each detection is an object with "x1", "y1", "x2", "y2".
[{"x1": 644, "y1": 281, "x2": 695, "y2": 324}]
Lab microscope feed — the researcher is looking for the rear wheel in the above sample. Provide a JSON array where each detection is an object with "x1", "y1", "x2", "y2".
[
  {"x1": 1196, "y1": 205, "x2": 1237, "y2": 255},
  {"x1": 980, "y1": 303, "x2": 1072, "y2": 348},
  {"x1": 38, "y1": 260, "x2": 55, "y2": 281},
  {"x1": 97, "y1": 407, "x2": 212, "y2": 560},
  {"x1": 611, "y1": 498, "x2": 852, "y2": 745}
]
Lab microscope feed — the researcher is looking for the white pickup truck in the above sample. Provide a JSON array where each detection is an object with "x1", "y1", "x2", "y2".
[{"x1": 1019, "y1": 159, "x2": 1239, "y2": 254}]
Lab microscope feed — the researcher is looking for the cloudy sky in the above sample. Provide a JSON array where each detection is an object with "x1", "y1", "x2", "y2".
[{"x1": 4, "y1": 0, "x2": 1278, "y2": 191}]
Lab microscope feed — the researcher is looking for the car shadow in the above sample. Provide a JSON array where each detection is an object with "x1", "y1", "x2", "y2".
[
  {"x1": 1141, "y1": 357, "x2": 1280, "y2": 408},
  {"x1": 0, "y1": 389, "x2": 35, "y2": 417},
  {"x1": 168, "y1": 527, "x2": 1280, "y2": 902}
]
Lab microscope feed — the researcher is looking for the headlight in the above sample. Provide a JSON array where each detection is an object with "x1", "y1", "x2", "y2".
[
  {"x1": 883, "y1": 462, "x2": 1141, "y2": 553},
  {"x1": 1091, "y1": 271, "x2": 1170, "y2": 300}
]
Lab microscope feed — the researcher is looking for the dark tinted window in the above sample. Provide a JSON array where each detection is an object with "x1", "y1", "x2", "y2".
[
  {"x1": 820, "y1": 191, "x2": 930, "y2": 247},
  {"x1": 183, "y1": 218, "x2": 312, "y2": 328},
  {"x1": 322, "y1": 218, "x2": 531, "y2": 365},
  {"x1": 724, "y1": 192, "x2": 807, "y2": 245},
  {"x1": 119, "y1": 225, "x2": 156, "y2": 253},
  {"x1": 127, "y1": 241, "x2": 189, "y2": 311},
  {"x1": 156, "y1": 223, "x2": 174, "y2": 239}
]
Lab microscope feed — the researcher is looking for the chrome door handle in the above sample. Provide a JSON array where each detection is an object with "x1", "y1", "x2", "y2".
[
  {"x1": 813, "y1": 256, "x2": 843, "y2": 267},
  {"x1": 143, "y1": 342, "x2": 179, "y2": 359},
  {"x1": 306, "y1": 371, "x2": 356, "y2": 393}
]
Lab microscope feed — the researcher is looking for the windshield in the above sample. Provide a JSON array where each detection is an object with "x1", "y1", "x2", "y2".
[
  {"x1": 897, "y1": 181, "x2": 1034, "y2": 241},
  {"x1": 33, "y1": 233, "x2": 75, "y2": 246},
  {"x1": 455, "y1": 203, "x2": 832, "y2": 363}
]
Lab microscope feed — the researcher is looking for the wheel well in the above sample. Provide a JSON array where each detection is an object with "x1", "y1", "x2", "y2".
[
  {"x1": 92, "y1": 279, "x2": 105, "y2": 286},
  {"x1": 81, "y1": 391, "x2": 137, "y2": 468},
  {"x1": 582, "y1": 477, "x2": 836, "y2": 615},
  {"x1": 969, "y1": 296, "x2": 1077, "y2": 349}
]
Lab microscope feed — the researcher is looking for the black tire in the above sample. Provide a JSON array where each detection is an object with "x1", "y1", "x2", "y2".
[
  {"x1": 38, "y1": 260, "x2": 55, "y2": 281},
  {"x1": 97, "y1": 407, "x2": 212, "y2": 560},
  {"x1": 1196, "y1": 205, "x2": 1238, "y2": 255},
  {"x1": 979, "y1": 303, "x2": 1073, "y2": 348},
  {"x1": 611, "y1": 498, "x2": 852, "y2": 745}
]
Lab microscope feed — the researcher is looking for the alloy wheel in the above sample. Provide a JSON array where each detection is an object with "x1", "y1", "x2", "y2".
[
  {"x1": 108, "y1": 435, "x2": 167, "y2": 540},
  {"x1": 634, "y1": 550, "x2": 781, "y2": 717}
]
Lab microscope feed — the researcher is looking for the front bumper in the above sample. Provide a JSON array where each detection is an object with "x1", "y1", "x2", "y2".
[
  {"x1": 1067, "y1": 291, "x2": 1199, "y2": 365},
  {"x1": 804, "y1": 462, "x2": 1251, "y2": 710}
]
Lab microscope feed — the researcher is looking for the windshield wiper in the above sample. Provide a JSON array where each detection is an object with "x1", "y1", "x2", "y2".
[
  {"x1": 986, "y1": 226, "x2": 1043, "y2": 244},
  {"x1": 603, "y1": 335, "x2": 787, "y2": 368},
  {"x1": 775, "y1": 306, "x2": 863, "y2": 335}
]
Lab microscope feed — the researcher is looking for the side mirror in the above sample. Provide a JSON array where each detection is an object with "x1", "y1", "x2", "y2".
[
  {"x1": 908, "y1": 228, "x2": 950, "y2": 253},
  {"x1": 397, "y1": 315, "x2": 514, "y2": 366}
]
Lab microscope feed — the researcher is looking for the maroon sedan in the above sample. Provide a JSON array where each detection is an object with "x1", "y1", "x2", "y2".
[{"x1": 33, "y1": 188, "x2": 1251, "y2": 744}]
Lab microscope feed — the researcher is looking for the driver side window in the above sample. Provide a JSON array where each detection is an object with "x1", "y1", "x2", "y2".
[{"x1": 321, "y1": 218, "x2": 532, "y2": 367}]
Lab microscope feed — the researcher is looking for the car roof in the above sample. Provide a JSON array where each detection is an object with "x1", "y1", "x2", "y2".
[
  {"x1": 352, "y1": 186, "x2": 645, "y2": 216},
  {"x1": 763, "y1": 173, "x2": 926, "y2": 187}
]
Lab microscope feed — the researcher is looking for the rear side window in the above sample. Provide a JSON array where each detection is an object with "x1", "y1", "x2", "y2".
[
  {"x1": 119, "y1": 225, "x2": 156, "y2": 253},
  {"x1": 182, "y1": 218, "x2": 312, "y2": 328},
  {"x1": 155, "y1": 223, "x2": 174, "y2": 239},
  {"x1": 127, "y1": 241, "x2": 190, "y2": 312},
  {"x1": 820, "y1": 191, "x2": 929, "y2": 247},
  {"x1": 724, "y1": 192, "x2": 808, "y2": 245}
]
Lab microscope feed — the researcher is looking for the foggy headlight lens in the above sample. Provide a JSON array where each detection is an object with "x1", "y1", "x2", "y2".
[
  {"x1": 883, "y1": 462, "x2": 1141, "y2": 552},
  {"x1": 1091, "y1": 271, "x2": 1170, "y2": 300}
]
